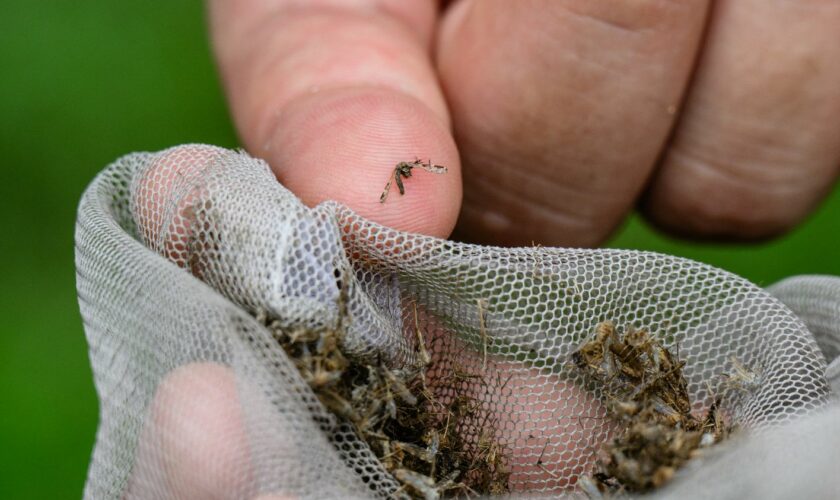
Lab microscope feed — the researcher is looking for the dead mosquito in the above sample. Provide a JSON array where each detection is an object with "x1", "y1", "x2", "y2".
[
  {"x1": 719, "y1": 356, "x2": 762, "y2": 394},
  {"x1": 380, "y1": 159, "x2": 447, "y2": 203},
  {"x1": 571, "y1": 321, "x2": 734, "y2": 495}
]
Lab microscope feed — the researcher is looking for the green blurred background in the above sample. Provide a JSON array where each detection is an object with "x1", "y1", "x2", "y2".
[{"x1": 0, "y1": 2, "x2": 837, "y2": 498}]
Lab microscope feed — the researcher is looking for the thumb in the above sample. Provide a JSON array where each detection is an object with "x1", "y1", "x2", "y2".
[{"x1": 209, "y1": 0, "x2": 461, "y2": 238}]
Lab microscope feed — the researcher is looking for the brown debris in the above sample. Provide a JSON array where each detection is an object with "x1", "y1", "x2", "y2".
[
  {"x1": 572, "y1": 321, "x2": 730, "y2": 496},
  {"x1": 258, "y1": 295, "x2": 509, "y2": 499}
]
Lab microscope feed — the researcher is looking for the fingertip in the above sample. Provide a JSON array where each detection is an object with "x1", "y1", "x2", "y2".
[
  {"x1": 263, "y1": 87, "x2": 462, "y2": 238},
  {"x1": 129, "y1": 363, "x2": 252, "y2": 500},
  {"x1": 132, "y1": 144, "x2": 230, "y2": 265}
]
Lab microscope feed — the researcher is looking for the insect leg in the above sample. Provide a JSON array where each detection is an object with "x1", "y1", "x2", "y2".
[{"x1": 395, "y1": 169, "x2": 406, "y2": 195}]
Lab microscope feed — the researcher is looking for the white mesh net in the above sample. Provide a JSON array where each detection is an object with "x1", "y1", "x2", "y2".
[{"x1": 76, "y1": 145, "x2": 839, "y2": 499}]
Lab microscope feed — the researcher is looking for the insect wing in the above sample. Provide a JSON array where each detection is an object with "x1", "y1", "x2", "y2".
[{"x1": 380, "y1": 178, "x2": 393, "y2": 203}]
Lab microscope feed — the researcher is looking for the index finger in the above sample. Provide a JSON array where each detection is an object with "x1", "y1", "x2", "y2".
[{"x1": 209, "y1": 0, "x2": 461, "y2": 238}]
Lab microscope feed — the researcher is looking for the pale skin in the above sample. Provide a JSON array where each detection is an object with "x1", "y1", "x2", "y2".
[{"x1": 131, "y1": 0, "x2": 840, "y2": 497}]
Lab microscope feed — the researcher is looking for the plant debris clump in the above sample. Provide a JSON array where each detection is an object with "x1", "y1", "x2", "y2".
[
  {"x1": 258, "y1": 301, "x2": 509, "y2": 499},
  {"x1": 572, "y1": 321, "x2": 730, "y2": 496}
]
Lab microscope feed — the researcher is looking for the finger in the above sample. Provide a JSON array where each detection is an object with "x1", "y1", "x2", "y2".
[
  {"x1": 642, "y1": 0, "x2": 840, "y2": 240},
  {"x1": 132, "y1": 145, "x2": 230, "y2": 273},
  {"x1": 127, "y1": 363, "x2": 253, "y2": 500},
  {"x1": 437, "y1": 0, "x2": 710, "y2": 247},
  {"x1": 209, "y1": 0, "x2": 461, "y2": 238}
]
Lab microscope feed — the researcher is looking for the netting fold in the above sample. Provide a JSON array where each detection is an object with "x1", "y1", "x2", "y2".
[{"x1": 76, "y1": 145, "x2": 839, "y2": 499}]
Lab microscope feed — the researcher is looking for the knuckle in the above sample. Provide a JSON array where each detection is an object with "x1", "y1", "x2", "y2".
[{"x1": 644, "y1": 149, "x2": 825, "y2": 239}]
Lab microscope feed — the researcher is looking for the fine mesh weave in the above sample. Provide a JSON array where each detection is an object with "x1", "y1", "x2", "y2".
[
  {"x1": 769, "y1": 275, "x2": 840, "y2": 393},
  {"x1": 76, "y1": 145, "x2": 838, "y2": 499}
]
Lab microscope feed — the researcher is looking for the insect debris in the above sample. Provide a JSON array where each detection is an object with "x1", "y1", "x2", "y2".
[
  {"x1": 380, "y1": 159, "x2": 448, "y2": 203},
  {"x1": 258, "y1": 295, "x2": 509, "y2": 498},
  {"x1": 719, "y1": 356, "x2": 762, "y2": 394},
  {"x1": 571, "y1": 321, "x2": 732, "y2": 496}
]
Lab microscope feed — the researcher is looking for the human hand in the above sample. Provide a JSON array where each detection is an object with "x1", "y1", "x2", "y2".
[
  {"x1": 124, "y1": 1, "x2": 840, "y2": 495},
  {"x1": 209, "y1": 0, "x2": 840, "y2": 247},
  {"x1": 125, "y1": 146, "x2": 601, "y2": 498}
]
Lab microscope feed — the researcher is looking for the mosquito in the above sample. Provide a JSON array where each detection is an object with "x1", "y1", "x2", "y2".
[{"x1": 380, "y1": 159, "x2": 447, "y2": 203}]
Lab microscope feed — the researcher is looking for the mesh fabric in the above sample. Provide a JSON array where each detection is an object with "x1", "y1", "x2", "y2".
[{"x1": 76, "y1": 145, "x2": 838, "y2": 499}]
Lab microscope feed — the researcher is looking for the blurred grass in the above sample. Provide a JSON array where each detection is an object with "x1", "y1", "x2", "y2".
[
  {"x1": 0, "y1": 2, "x2": 235, "y2": 498},
  {"x1": 0, "y1": 1, "x2": 837, "y2": 498}
]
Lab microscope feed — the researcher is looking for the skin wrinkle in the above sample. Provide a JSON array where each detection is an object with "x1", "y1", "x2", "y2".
[
  {"x1": 554, "y1": 0, "x2": 704, "y2": 35},
  {"x1": 503, "y1": 10, "x2": 683, "y2": 98},
  {"x1": 558, "y1": 47, "x2": 690, "y2": 117},
  {"x1": 686, "y1": 126, "x2": 826, "y2": 181},
  {"x1": 666, "y1": 144, "x2": 827, "y2": 199},
  {"x1": 660, "y1": 114, "x2": 835, "y2": 196},
  {"x1": 457, "y1": 201, "x2": 593, "y2": 246},
  {"x1": 457, "y1": 152, "x2": 633, "y2": 246},
  {"x1": 454, "y1": 72, "x2": 668, "y2": 244},
  {"x1": 259, "y1": 83, "x2": 451, "y2": 155},
  {"x1": 650, "y1": 150, "x2": 831, "y2": 238},
  {"x1": 461, "y1": 67, "x2": 655, "y2": 173},
  {"x1": 462, "y1": 173, "x2": 602, "y2": 235},
  {"x1": 269, "y1": 87, "x2": 452, "y2": 171},
  {"x1": 222, "y1": 11, "x2": 447, "y2": 151},
  {"x1": 555, "y1": 14, "x2": 701, "y2": 109},
  {"x1": 212, "y1": 1, "x2": 437, "y2": 48},
  {"x1": 468, "y1": 148, "x2": 630, "y2": 213},
  {"x1": 677, "y1": 88, "x2": 837, "y2": 167},
  {"x1": 557, "y1": 3, "x2": 652, "y2": 34}
]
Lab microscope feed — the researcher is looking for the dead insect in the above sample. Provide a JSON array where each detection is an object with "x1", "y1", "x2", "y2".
[
  {"x1": 476, "y1": 428, "x2": 501, "y2": 467},
  {"x1": 383, "y1": 367, "x2": 418, "y2": 406},
  {"x1": 571, "y1": 321, "x2": 614, "y2": 374},
  {"x1": 434, "y1": 469, "x2": 476, "y2": 497},
  {"x1": 699, "y1": 394, "x2": 726, "y2": 447},
  {"x1": 393, "y1": 468, "x2": 439, "y2": 500},
  {"x1": 393, "y1": 440, "x2": 438, "y2": 465},
  {"x1": 578, "y1": 475, "x2": 607, "y2": 499},
  {"x1": 651, "y1": 465, "x2": 676, "y2": 488},
  {"x1": 719, "y1": 356, "x2": 762, "y2": 394},
  {"x1": 611, "y1": 326, "x2": 653, "y2": 380},
  {"x1": 318, "y1": 388, "x2": 361, "y2": 422},
  {"x1": 305, "y1": 362, "x2": 343, "y2": 389},
  {"x1": 610, "y1": 399, "x2": 641, "y2": 419},
  {"x1": 413, "y1": 302, "x2": 432, "y2": 368},
  {"x1": 393, "y1": 468, "x2": 475, "y2": 500},
  {"x1": 380, "y1": 159, "x2": 448, "y2": 203}
]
